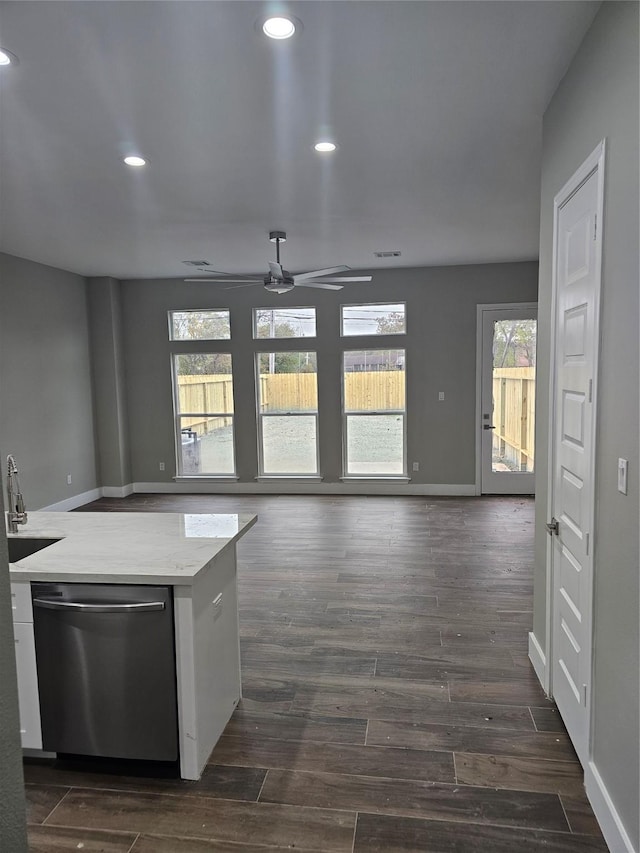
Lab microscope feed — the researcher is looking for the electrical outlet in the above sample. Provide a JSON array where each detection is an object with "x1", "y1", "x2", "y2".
[
  {"x1": 617, "y1": 458, "x2": 628, "y2": 494},
  {"x1": 412, "y1": 462, "x2": 420, "y2": 472},
  {"x1": 438, "y1": 391, "x2": 445, "y2": 401},
  {"x1": 159, "y1": 462, "x2": 165, "y2": 471},
  {"x1": 66, "y1": 474, "x2": 72, "y2": 485}
]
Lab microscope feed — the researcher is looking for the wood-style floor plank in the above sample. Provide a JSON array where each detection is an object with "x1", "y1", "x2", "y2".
[
  {"x1": 28, "y1": 825, "x2": 138, "y2": 852},
  {"x1": 455, "y1": 752, "x2": 586, "y2": 797},
  {"x1": 24, "y1": 783, "x2": 71, "y2": 824},
  {"x1": 259, "y1": 769, "x2": 571, "y2": 832},
  {"x1": 45, "y1": 788, "x2": 356, "y2": 851},
  {"x1": 353, "y1": 812, "x2": 609, "y2": 852},
  {"x1": 366, "y1": 719, "x2": 579, "y2": 761},
  {"x1": 51, "y1": 493, "x2": 606, "y2": 851},
  {"x1": 210, "y1": 734, "x2": 455, "y2": 783}
]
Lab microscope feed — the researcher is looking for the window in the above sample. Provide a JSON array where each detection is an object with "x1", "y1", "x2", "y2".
[
  {"x1": 256, "y1": 352, "x2": 318, "y2": 475},
  {"x1": 172, "y1": 353, "x2": 235, "y2": 475},
  {"x1": 169, "y1": 310, "x2": 231, "y2": 340},
  {"x1": 253, "y1": 307, "x2": 316, "y2": 339},
  {"x1": 343, "y1": 349, "x2": 406, "y2": 476},
  {"x1": 341, "y1": 303, "x2": 406, "y2": 336}
]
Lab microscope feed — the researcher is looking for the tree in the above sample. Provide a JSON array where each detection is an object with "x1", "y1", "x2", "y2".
[
  {"x1": 493, "y1": 320, "x2": 536, "y2": 368},
  {"x1": 172, "y1": 310, "x2": 230, "y2": 341},
  {"x1": 172, "y1": 311, "x2": 232, "y2": 375},
  {"x1": 375, "y1": 312, "x2": 406, "y2": 335}
]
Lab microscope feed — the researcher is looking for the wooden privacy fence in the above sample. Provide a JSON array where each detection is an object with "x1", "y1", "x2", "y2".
[
  {"x1": 177, "y1": 371, "x2": 406, "y2": 432},
  {"x1": 177, "y1": 375, "x2": 233, "y2": 433},
  {"x1": 492, "y1": 367, "x2": 536, "y2": 470}
]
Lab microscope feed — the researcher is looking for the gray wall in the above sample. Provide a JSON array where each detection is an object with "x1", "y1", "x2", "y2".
[
  {"x1": 533, "y1": 2, "x2": 639, "y2": 846},
  {"x1": 0, "y1": 490, "x2": 28, "y2": 852},
  {"x1": 88, "y1": 278, "x2": 132, "y2": 489},
  {"x1": 0, "y1": 253, "x2": 98, "y2": 508},
  {"x1": 120, "y1": 262, "x2": 538, "y2": 487}
]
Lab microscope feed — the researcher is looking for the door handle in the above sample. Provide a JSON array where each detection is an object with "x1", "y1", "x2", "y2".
[
  {"x1": 33, "y1": 599, "x2": 165, "y2": 613},
  {"x1": 546, "y1": 518, "x2": 560, "y2": 536},
  {"x1": 482, "y1": 424, "x2": 496, "y2": 430}
]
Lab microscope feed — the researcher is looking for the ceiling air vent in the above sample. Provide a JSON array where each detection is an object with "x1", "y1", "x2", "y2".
[
  {"x1": 373, "y1": 251, "x2": 401, "y2": 258},
  {"x1": 182, "y1": 260, "x2": 211, "y2": 267}
]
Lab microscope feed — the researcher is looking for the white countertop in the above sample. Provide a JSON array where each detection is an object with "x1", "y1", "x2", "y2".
[{"x1": 7, "y1": 511, "x2": 257, "y2": 585}]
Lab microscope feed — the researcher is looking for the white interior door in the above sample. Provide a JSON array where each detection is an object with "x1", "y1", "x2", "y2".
[
  {"x1": 478, "y1": 305, "x2": 537, "y2": 494},
  {"x1": 548, "y1": 143, "x2": 604, "y2": 766}
]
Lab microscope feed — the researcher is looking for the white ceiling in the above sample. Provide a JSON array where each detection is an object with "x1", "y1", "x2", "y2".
[{"x1": 0, "y1": 1, "x2": 599, "y2": 279}]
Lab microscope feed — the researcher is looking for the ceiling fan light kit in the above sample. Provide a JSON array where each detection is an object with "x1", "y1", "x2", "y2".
[{"x1": 184, "y1": 232, "x2": 372, "y2": 295}]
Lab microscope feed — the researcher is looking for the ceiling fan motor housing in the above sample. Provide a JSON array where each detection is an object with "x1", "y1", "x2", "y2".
[{"x1": 264, "y1": 276, "x2": 294, "y2": 294}]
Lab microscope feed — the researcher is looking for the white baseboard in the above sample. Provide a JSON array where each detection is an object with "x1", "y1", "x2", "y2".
[
  {"x1": 132, "y1": 481, "x2": 477, "y2": 497},
  {"x1": 585, "y1": 759, "x2": 636, "y2": 853},
  {"x1": 37, "y1": 487, "x2": 103, "y2": 512},
  {"x1": 528, "y1": 631, "x2": 549, "y2": 694},
  {"x1": 102, "y1": 484, "x2": 134, "y2": 498}
]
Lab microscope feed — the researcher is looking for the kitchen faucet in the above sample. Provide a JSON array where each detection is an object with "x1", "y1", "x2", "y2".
[{"x1": 6, "y1": 455, "x2": 27, "y2": 533}]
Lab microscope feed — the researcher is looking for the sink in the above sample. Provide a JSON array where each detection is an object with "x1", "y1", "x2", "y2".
[{"x1": 8, "y1": 537, "x2": 61, "y2": 562}]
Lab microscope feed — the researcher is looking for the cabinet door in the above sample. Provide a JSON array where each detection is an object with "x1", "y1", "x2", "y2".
[{"x1": 13, "y1": 622, "x2": 43, "y2": 750}]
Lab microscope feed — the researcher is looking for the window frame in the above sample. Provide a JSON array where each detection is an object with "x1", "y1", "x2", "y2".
[
  {"x1": 171, "y1": 353, "x2": 237, "y2": 477},
  {"x1": 341, "y1": 347, "x2": 407, "y2": 478},
  {"x1": 168, "y1": 309, "x2": 231, "y2": 341},
  {"x1": 340, "y1": 302, "x2": 407, "y2": 337},
  {"x1": 252, "y1": 306, "x2": 317, "y2": 340},
  {"x1": 254, "y1": 351, "x2": 320, "y2": 477}
]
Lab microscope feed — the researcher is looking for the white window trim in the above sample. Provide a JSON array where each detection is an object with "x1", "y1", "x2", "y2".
[
  {"x1": 340, "y1": 301, "x2": 407, "y2": 337},
  {"x1": 257, "y1": 411, "x2": 320, "y2": 477},
  {"x1": 252, "y1": 306, "x2": 317, "y2": 340},
  {"x1": 342, "y1": 349, "x2": 407, "y2": 477},
  {"x1": 255, "y1": 353, "x2": 320, "y2": 477},
  {"x1": 171, "y1": 355, "x2": 237, "y2": 477},
  {"x1": 168, "y1": 309, "x2": 231, "y2": 341}
]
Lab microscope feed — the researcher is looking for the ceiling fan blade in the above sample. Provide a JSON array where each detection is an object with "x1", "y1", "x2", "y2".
[
  {"x1": 268, "y1": 261, "x2": 284, "y2": 279},
  {"x1": 223, "y1": 282, "x2": 262, "y2": 290},
  {"x1": 293, "y1": 266, "x2": 350, "y2": 282},
  {"x1": 294, "y1": 281, "x2": 343, "y2": 290},
  {"x1": 184, "y1": 277, "x2": 261, "y2": 283},
  {"x1": 308, "y1": 276, "x2": 372, "y2": 283}
]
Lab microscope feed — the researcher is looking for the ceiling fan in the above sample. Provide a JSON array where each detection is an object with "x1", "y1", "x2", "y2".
[{"x1": 184, "y1": 231, "x2": 372, "y2": 294}]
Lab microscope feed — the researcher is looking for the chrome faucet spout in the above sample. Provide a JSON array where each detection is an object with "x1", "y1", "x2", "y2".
[{"x1": 7, "y1": 454, "x2": 27, "y2": 534}]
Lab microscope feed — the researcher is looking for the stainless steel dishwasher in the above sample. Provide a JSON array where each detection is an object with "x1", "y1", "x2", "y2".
[{"x1": 32, "y1": 582, "x2": 178, "y2": 762}]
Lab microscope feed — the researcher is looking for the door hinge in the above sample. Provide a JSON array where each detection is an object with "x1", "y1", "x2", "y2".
[
  {"x1": 583, "y1": 683, "x2": 588, "y2": 706},
  {"x1": 585, "y1": 532, "x2": 590, "y2": 555},
  {"x1": 588, "y1": 378, "x2": 593, "y2": 402},
  {"x1": 593, "y1": 214, "x2": 597, "y2": 241}
]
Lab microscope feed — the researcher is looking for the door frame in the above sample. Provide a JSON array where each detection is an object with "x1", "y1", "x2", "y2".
[
  {"x1": 475, "y1": 302, "x2": 538, "y2": 495},
  {"x1": 544, "y1": 141, "x2": 605, "y2": 751}
]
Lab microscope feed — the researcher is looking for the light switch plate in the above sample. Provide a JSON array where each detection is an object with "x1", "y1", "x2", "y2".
[{"x1": 617, "y1": 458, "x2": 628, "y2": 495}]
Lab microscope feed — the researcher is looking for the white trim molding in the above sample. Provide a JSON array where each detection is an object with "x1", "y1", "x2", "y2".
[
  {"x1": 102, "y1": 484, "x2": 134, "y2": 499},
  {"x1": 132, "y1": 481, "x2": 477, "y2": 497},
  {"x1": 38, "y1": 487, "x2": 103, "y2": 512},
  {"x1": 585, "y1": 760, "x2": 636, "y2": 853},
  {"x1": 528, "y1": 632, "x2": 549, "y2": 695}
]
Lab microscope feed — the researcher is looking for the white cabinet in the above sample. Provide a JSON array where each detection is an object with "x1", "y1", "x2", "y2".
[
  {"x1": 10, "y1": 581, "x2": 42, "y2": 750},
  {"x1": 174, "y1": 546, "x2": 242, "y2": 780}
]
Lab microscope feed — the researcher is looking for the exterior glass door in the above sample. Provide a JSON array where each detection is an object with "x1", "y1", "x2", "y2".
[{"x1": 480, "y1": 305, "x2": 537, "y2": 494}]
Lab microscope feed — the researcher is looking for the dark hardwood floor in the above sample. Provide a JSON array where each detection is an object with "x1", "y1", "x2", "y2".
[{"x1": 23, "y1": 494, "x2": 608, "y2": 852}]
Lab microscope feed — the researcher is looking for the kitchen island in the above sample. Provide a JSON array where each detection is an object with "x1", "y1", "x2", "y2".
[{"x1": 8, "y1": 510, "x2": 257, "y2": 780}]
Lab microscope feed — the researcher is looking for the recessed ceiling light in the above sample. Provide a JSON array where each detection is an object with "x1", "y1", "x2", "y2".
[
  {"x1": 263, "y1": 16, "x2": 296, "y2": 40},
  {"x1": 0, "y1": 48, "x2": 18, "y2": 66},
  {"x1": 314, "y1": 141, "x2": 337, "y2": 153},
  {"x1": 123, "y1": 155, "x2": 146, "y2": 167}
]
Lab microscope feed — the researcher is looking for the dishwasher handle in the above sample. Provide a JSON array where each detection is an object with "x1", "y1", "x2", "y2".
[{"x1": 33, "y1": 598, "x2": 166, "y2": 613}]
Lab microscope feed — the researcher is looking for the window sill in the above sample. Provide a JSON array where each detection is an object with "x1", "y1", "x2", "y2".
[
  {"x1": 340, "y1": 476, "x2": 411, "y2": 482},
  {"x1": 256, "y1": 476, "x2": 324, "y2": 482},
  {"x1": 174, "y1": 476, "x2": 239, "y2": 482}
]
